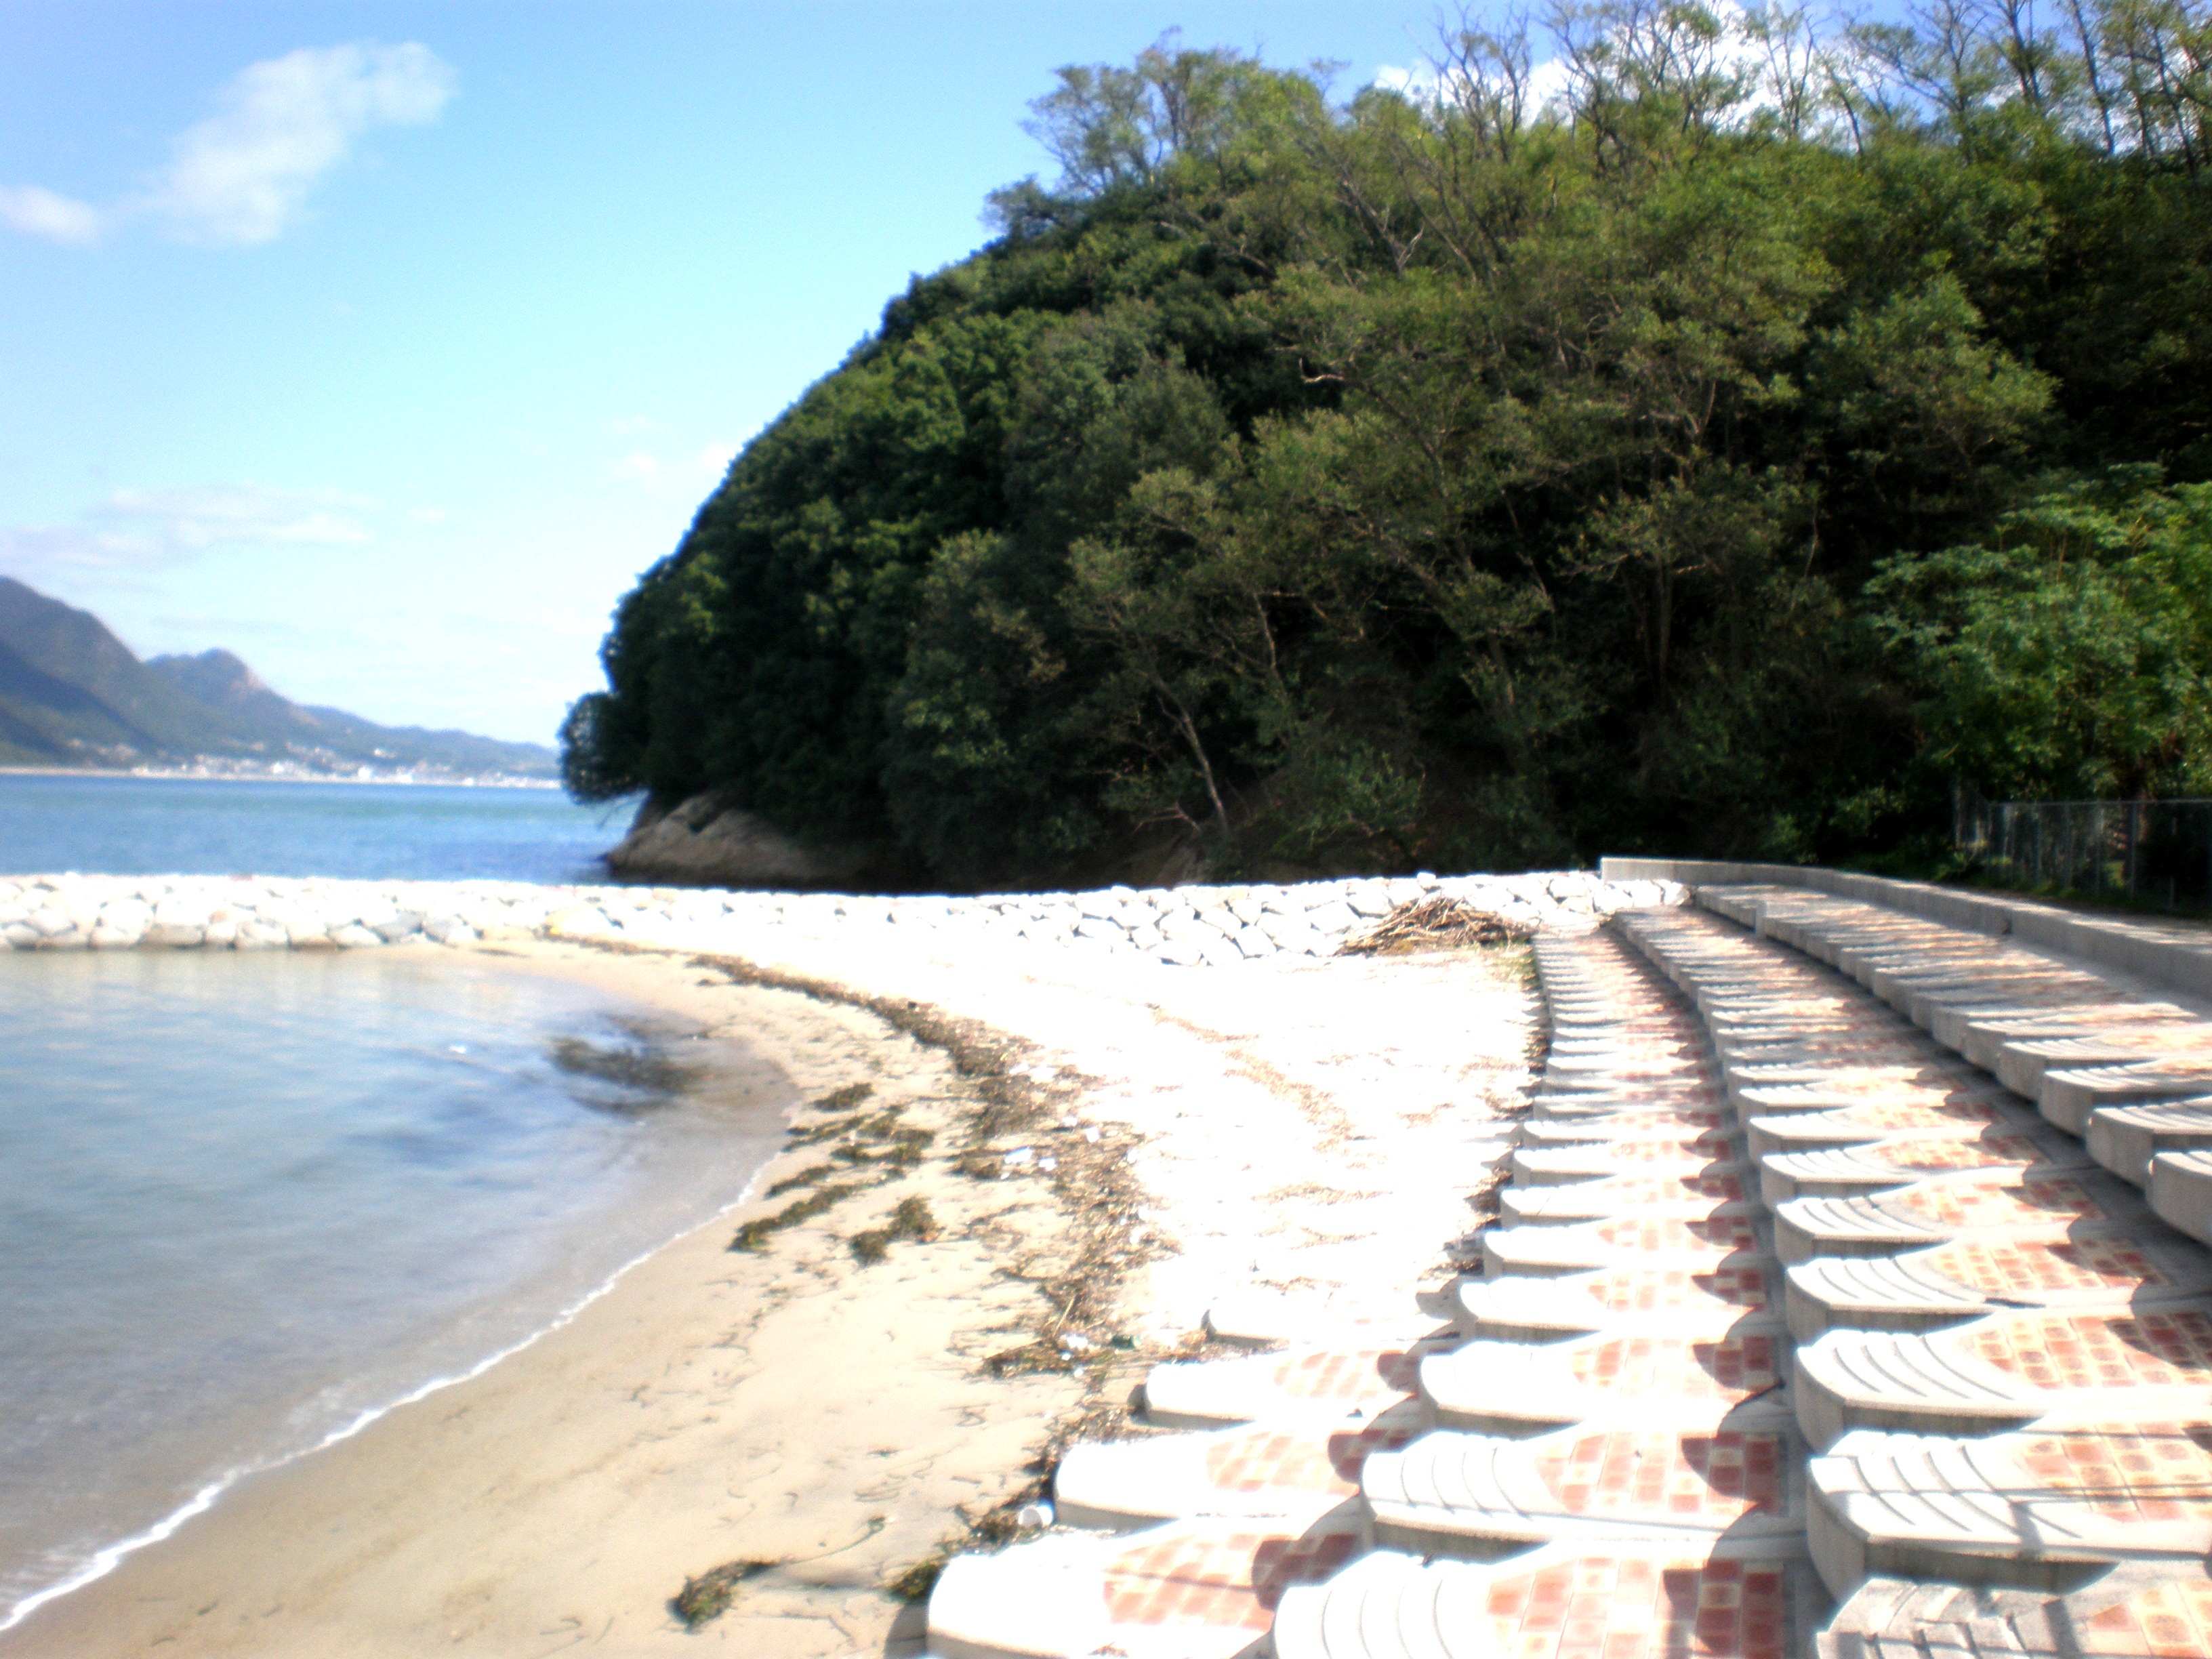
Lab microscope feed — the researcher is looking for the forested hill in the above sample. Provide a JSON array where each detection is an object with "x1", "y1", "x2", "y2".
[
  {"x1": 565, "y1": 4, "x2": 2212, "y2": 888},
  {"x1": 0, "y1": 577, "x2": 557, "y2": 779}
]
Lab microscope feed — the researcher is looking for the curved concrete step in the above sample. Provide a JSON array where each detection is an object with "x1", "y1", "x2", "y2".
[
  {"x1": 1513, "y1": 1117, "x2": 1736, "y2": 1155},
  {"x1": 1723, "y1": 1054, "x2": 1982, "y2": 1094},
  {"x1": 1953, "y1": 1002, "x2": 2196, "y2": 1074},
  {"x1": 926, "y1": 1513, "x2": 1365, "y2": 1659},
  {"x1": 1271, "y1": 1538, "x2": 1824, "y2": 1659},
  {"x1": 1774, "y1": 1168, "x2": 2150, "y2": 1265},
  {"x1": 1809, "y1": 1422, "x2": 2212, "y2": 1595},
  {"x1": 1456, "y1": 1258, "x2": 1783, "y2": 1341},
  {"x1": 1736, "y1": 1077, "x2": 2018, "y2": 1120},
  {"x1": 1053, "y1": 1404, "x2": 1425, "y2": 1529},
  {"x1": 1992, "y1": 1026, "x2": 2212, "y2": 1101},
  {"x1": 1818, "y1": 1563, "x2": 2212, "y2": 1659},
  {"x1": 1419, "y1": 1324, "x2": 1791, "y2": 1433},
  {"x1": 1141, "y1": 1338, "x2": 1453, "y2": 1429},
  {"x1": 1507, "y1": 1143, "x2": 1740, "y2": 1185},
  {"x1": 1528, "y1": 1098, "x2": 1727, "y2": 1132},
  {"x1": 1794, "y1": 1303, "x2": 2212, "y2": 1450},
  {"x1": 1483, "y1": 1211, "x2": 1767, "y2": 1275},
  {"x1": 2153, "y1": 1149, "x2": 2212, "y2": 1247},
  {"x1": 1202, "y1": 1290, "x2": 1446, "y2": 1351},
  {"x1": 2090, "y1": 1100, "x2": 2212, "y2": 1187},
  {"x1": 1758, "y1": 1128, "x2": 2089, "y2": 1206},
  {"x1": 1364, "y1": 1416, "x2": 1808, "y2": 1556},
  {"x1": 1782, "y1": 1229, "x2": 2212, "y2": 1342},
  {"x1": 1746, "y1": 1098, "x2": 2036, "y2": 1160},
  {"x1": 2041, "y1": 1061, "x2": 2212, "y2": 1136},
  {"x1": 1500, "y1": 1169, "x2": 1752, "y2": 1226},
  {"x1": 1752, "y1": 1132, "x2": 2079, "y2": 1212}
]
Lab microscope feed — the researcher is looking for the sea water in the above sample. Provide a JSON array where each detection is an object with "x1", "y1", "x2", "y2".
[
  {"x1": 0, "y1": 773, "x2": 636, "y2": 885},
  {"x1": 0, "y1": 948, "x2": 787, "y2": 1629}
]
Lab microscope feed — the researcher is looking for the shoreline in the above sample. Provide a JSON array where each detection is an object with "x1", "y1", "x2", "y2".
[
  {"x1": 0, "y1": 766, "x2": 562, "y2": 789},
  {"x1": 0, "y1": 872, "x2": 1563, "y2": 1656},
  {"x1": 1, "y1": 936, "x2": 1113, "y2": 1657}
]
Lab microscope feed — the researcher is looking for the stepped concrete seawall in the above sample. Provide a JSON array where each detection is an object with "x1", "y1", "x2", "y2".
[{"x1": 921, "y1": 863, "x2": 2212, "y2": 1659}]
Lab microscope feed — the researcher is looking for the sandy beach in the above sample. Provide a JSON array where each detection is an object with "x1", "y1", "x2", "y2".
[{"x1": 1, "y1": 922, "x2": 1538, "y2": 1658}]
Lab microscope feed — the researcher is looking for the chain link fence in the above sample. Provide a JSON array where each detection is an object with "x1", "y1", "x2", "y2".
[{"x1": 1954, "y1": 786, "x2": 2212, "y2": 914}]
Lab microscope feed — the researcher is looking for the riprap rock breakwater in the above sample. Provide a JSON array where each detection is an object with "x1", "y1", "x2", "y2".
[{"x1": 0, "y1": 869, "x2": 1683, "y2": 964}]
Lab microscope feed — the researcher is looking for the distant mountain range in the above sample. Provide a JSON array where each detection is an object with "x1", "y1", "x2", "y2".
[{"x1": 0, "y1": 576, "x2": 557, "y2": 781}]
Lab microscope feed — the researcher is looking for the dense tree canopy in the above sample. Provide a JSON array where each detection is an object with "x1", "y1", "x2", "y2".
[{"x1": 565, "y1": 1, "x2": 2212, "y2": 886}]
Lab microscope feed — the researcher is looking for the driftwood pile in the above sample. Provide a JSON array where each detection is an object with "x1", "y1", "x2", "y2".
[{"x1": 1337, "y1": 894, "x2": 1538, "y2": 956}]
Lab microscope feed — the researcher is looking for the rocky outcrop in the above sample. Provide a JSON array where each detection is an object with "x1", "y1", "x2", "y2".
[{"x1": 603, "y1": 793, "x2": 874, "y2": 888}]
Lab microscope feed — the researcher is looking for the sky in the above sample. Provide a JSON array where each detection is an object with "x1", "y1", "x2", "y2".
[{"x1": 0, "y1": 1, "x2": 1479, "y2": 747}]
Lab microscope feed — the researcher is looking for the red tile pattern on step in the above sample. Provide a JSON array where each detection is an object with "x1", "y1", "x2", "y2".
[
  {"x1": 1878, "y1": 1134, "x2": 2046, "y2": 1171},
  {"x1": 1591, "y1": 1131, "x2": 1740, "y2": 1160},
  {"x1": 1893, "y1": 1176, "x2": 2110, "y2": 1231},
  {"x1": 1103, "y1": 1528, "x2": 1360, "y2": 1630},
  {"x1": 1267, "y1": 1348, "x2": 1420, "y2": 1401},
  {"x1": 2077, "y1": 1578, "x2": 2212, "y2": 1657},
  {"x1": 1572, "y1": 1109, "x2": 1729, "y2": 1134},
  {"x1": 1568, "y1": 1334, "x2": 1781, "y2": 1401},
  {"x1": 1594, "y1": 1216, "x2": 1761, "y2": 1253},
  {"x1": 2014, "y1": 1425, "x2": 2212, "y2": 1521},
  {"x1": 1825, "y1": 1101, "x2": 2013, "y2": 1132},
  {"x1": 1571, "y1": 1172, "x2": 1749, "y2": 1206},
  {"x1": 1193, "y1": 1422, "x2": 1420, "y2": 1496},
  {"x1": 1925, "y1": 1236, "x2": 2167, "y2": 1296},
  {"x1": 1972, "y1": 1310, "x2": 2212, "y2": 1391},
  {"x1": 1479, "y1": 1553, "x2": 1793, "y2": 1659},
  {"x1": 1589, "y1": 1266, "x2": 1774, "y2": 1315},
  {"x1": 1532, "y1": 1431, "x2": 1785, "y2": 1521}
]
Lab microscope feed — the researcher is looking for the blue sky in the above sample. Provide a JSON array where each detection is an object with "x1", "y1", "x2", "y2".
[{"x1": 0, "y1": 3, "x2": 1466, "y2": 745}]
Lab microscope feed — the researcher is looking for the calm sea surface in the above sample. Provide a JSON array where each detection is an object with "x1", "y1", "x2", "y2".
[
  {"x1": 0, "y1": 945, "x2": 787, "y2": 1630},
  {"x1": 0, "y1": 773, "x2": 636, "y2": 885}
]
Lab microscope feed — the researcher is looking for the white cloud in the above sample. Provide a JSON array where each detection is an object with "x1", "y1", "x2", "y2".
[
  {"x1": 1375, "y1": 55, "x2": 1576, "y2": 117},
  {"x1": 692, "y1": 442, "x2": 738, "y2": 476},
  {"x1": 0, "y1": 184, "x2": 104, "y2": 245},
  {"x1": 142, "y1": 43, "x2": 456, "y2": 245},
  {"x1": 613, "y1": 453, "x2": 664, "y2": 484},
  {"x1": 100, "y1": 485, "x2": 375, "y2": 549},
  {"x1": 0, "y1": 41, "x2": 455, "y2": 249},
  {"x1": 0, "y1": 524, "x2": 161, "y2": 576},
  {"x1": 0, "y1": 485, "x2": 380, "y2": 588}
]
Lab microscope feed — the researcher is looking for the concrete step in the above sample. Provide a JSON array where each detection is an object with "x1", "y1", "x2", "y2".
[
  {"x1": 1772, "y1": 1166, "x2": 2152, "y2": 1264},
  {"x1": 1498, "y1": 1168, "x2": 1753, "y2": 1225},
  {"x1": 1809, "y1": 1422, "x2": 2212, "y2": 1595},
  {"x1": 2154, "y1": 1149, "x2": 2212, "y2": 1247},
  {"x1": 2088, "y1": 1099, "x2": 2212, "y2": 1186},
  {"x1": 1483, "y1": 1210, "x2": 1768, "y2": 1275},
  {"x1": 1757, "y1": 1127, "x2": 2091, "y2": 1206},
  {"x1": 1418, "y1": 1323, "x2": 1793, "y2": 1434},
  {"x1": 1818, "y1": 1563, "x2": 2212, "y2": 1659},
  {"x1": 1794, "y1": 1303, "x2": 2212, "y2": 1450},
  {"x1": 1744, "y1": 1097, "x2": 2041, "y2": 1159},
  {"x1": 1363, "y1": 1417, "x2": 1809, "y2": 1557},
  {"x1": 1139, "y1": 1338, "x2": 1454, "y2": 1430},
  {"x1": 1201, "y1": 1291, "x2": 1446, "y2": 1351},
  {"x1": 1782, "y1": 1228, "x2": 2212, "y2": 1342},
  {"x1": 1456, "y1": 1258, "x2": 1783, "y2": 1341},
  {"x1": 1271, "y1": 1538, "x2": 1826, "y2": 1659},
  {"x1": 1052, "y1": 1407, "x2": 1423, "y2": 1529},
  {"x1": 927, "y1": 1512, "x2": 1365, "y2": 1659},
  {"x1": 1507, "y1": 1143, "x2": 1740, "y2": 1184}
]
